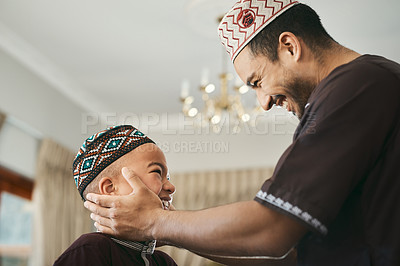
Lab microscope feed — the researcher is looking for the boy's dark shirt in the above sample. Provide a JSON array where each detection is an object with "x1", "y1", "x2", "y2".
[{"x1": 54, "y1": 232, "x2": 177, "y2": 266}]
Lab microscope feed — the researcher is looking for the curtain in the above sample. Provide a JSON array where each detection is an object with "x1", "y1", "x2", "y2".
[
  {"x1": 32, "y1": 138, "x2": 92, "y2": 266},
  {"x1": 159, "y1": 167, "x2": 273, "y2": 266},
  {"x1": 0, "y1": 111, "x2": 6, "y2": 132}
]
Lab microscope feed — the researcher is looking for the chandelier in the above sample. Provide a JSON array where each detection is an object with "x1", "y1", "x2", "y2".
[{"x1": 180, "y1": 57, "x2": 262, "y2": 130}]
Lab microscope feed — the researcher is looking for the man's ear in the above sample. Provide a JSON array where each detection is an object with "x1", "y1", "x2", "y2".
[
  {"x1": 277, "y1": 32, "x2": 302, "y2": 62},
  {"x1": 98, "y1": 177, "x2": 115, "y2": 195}
]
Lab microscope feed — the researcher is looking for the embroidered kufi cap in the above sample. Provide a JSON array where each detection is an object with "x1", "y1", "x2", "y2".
[
  {"x1": 218, "y1": 0, "x2": 299, "y2": 62},
  {"x1": 73, "y1": 125, "x2": 154, "y2": 200}
]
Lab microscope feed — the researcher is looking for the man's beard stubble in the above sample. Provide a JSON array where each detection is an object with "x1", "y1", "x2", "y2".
[{"x1": 284, "y1": 75, "x2": 317, "y2": 120}]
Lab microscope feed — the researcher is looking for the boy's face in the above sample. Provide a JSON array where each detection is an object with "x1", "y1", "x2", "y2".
[{"x1": 113, "y1": 143, "x2": 175, "y2": 209}]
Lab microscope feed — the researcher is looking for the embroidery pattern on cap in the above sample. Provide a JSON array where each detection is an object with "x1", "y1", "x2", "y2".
[
  {"x1": 237, "y1": 9, "x2": 256, "y2": 28},
  {"x1": 218, "y1": 0, "x2": 299, "y2": 61},
  {"x1": 73, "y1": 125, "x2": 154, "y2": 199}
]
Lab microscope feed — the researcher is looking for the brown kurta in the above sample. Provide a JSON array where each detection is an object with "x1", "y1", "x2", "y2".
[
  {"x1": 255, "y1": 55, "x2": 400, "y2": 265},
  {"x1": 53, "y1": 232, "x2": 177, "y2": 266}
]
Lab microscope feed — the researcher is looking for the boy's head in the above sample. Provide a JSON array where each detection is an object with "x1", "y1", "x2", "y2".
[{"x1": 73, "y1": 125, "x2": 175, "y2": 208}]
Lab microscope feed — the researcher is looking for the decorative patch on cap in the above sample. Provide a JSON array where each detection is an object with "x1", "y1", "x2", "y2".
[
  {"x1": 72, "y1": 125, "x2": 154, "y2": 200},
  {"x1": 218, "y1": 0, "x2": 299, "y2": 62},
  {"x1": 237, "y1": 9, "x2": 256, "y2": 28}
]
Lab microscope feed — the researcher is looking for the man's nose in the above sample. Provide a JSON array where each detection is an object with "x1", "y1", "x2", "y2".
[{"x1": 256, "y1": 90, "x2": 273, "y2": 111}]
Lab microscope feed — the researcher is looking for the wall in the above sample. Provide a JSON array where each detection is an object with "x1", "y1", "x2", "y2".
[
  {"x1": 0, "y1": 122, "x2": 38, "y2": 178},
  {"x1": 0, "y1": 49, "x2": 100, "y2": 150},
  {"x1": 149, "y1": 111, "x2": 298, "y2": 173},
  {"x1": 0, "y1": 48, "x2": 105, "y2": 177},
  {"x1": 0, "y1": 47, "x2": 298, "y2": 177}
]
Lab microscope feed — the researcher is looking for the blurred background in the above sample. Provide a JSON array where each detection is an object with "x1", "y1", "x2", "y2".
[{"x1": 0, "y1": 0, "x2": 399, "y2": 265}]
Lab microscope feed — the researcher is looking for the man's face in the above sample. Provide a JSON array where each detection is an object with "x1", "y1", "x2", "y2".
[
  {"x1": 234, "y1": 46, "x2": 316, "y2": 119},
  {"x1": 117, "y1": 143, "x2": 175, "y2": 209}
]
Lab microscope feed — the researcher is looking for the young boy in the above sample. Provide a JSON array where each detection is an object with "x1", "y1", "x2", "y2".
[{"x1": 54, "y1": 125, "x2": 177, "y2": 266}]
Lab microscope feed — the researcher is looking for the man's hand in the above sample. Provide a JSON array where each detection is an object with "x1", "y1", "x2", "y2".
[{"x1": 84, "y1": 167, "x2": 164, "y2": 241}]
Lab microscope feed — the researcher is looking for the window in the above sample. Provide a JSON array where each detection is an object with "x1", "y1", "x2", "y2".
[
  {"x1": 0, "y1": 165, "x2": 34, "y2": 266},
  {"x1": 0, "y1": 118, "x2": 39, "y2": 266}
]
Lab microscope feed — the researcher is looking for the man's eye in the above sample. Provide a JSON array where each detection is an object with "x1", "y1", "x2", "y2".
[
  {"x1": 247, "y1": 80, "x2": 260, "y2": 89},
  {"x1": 251, "y1": 80, "x2": 261, "y2": 88}
]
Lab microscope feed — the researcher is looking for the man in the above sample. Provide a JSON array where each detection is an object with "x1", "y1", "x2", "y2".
[
  {"x1": 54, "y1": 125, "x2": 177, "y2": 266},
  {"x1": 84, "y1": 1, "x2": 400, "y2": 265}
]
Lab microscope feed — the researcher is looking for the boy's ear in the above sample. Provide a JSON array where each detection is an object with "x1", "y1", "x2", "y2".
[{"x1": 98, "y1": 177, "x2": 115, "y2": 195}]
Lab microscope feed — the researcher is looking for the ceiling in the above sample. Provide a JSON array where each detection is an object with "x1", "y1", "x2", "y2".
[{"x1": 0, "y1": 0, "x2": 399, "y2": 116}]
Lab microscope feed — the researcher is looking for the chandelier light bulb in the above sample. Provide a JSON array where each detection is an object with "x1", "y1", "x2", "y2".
[
  {"x1": 241, "y1": 113, "x2": 251, "y2": 122},
  {"x1": 188, "y1": 107, "x2": 198, "y2": 117},
  {"x1": 184, "y1": 96, "x2": 194, "y2": 105},
  {"x1": 211, "y1": 115, "x2": 221, "y2": 124},
  {"x1": 205, "y1": 84, "x2": 216, "y2": 94},
  {"x1": 238, "y1": 85, "x2": 249, "y2": 94}
]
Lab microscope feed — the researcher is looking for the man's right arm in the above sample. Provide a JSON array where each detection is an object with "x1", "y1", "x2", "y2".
[
  {"x1": 152, "y1": 200, "x2": 306, "y2": 258},
  {"x1": 85, "y1": 169, "x2": 307, "y2": 260}
]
